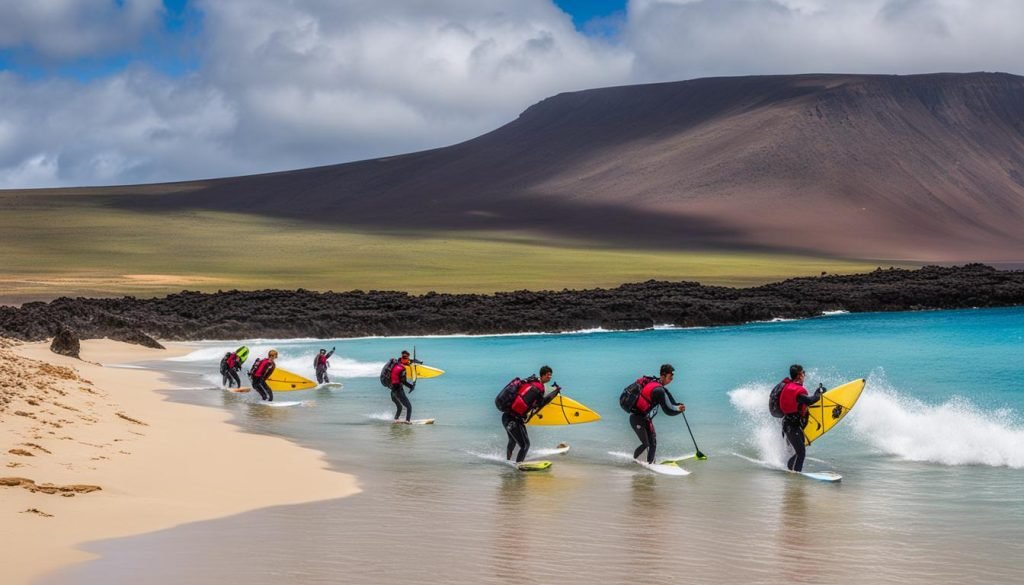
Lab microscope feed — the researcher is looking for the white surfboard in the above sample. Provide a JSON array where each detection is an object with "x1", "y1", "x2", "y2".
[
  {"x1": 638, "y1": 460, "x2": 691, "y2": 476},
  {"x1": 392, "y1": 418, "x2": 435, "y2": 425},
  {"x1": 320, "y1": 382, "x2": 344, "y2": 390},
  {"x1": 798, "y1": 470, "x2": 842, "y2": 482},
  {"x1": 263, "y1": 401, "x2": 304, "y2": 407}
]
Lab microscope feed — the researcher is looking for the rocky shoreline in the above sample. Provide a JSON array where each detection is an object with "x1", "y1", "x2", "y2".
[{"x1": 1, "y1": 264, "x2": 1022, "y2": 346}]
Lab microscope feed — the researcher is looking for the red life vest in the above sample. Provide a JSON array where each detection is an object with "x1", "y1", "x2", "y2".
[
  {"x1": 390, "y1": 362, "x2": 406, "y2": 386},
  {"x1": 510, "y1": 380, "x2": 545, "y2": 416},
  {"x1": 633, "y1": 379, "x2": 662, "y2": 415},
  {"x1": 252, "y1": 359, "x2": 274, "y2": 379},
  {"x1": 226, "y1": 353, "x2": 239, "y2": 369},
  {"x1": 316, "y1": 354, "x2": 329, "y2": 368},
  {"x1": 779, "y1": 380, "x2": 808, "y2": 416}
]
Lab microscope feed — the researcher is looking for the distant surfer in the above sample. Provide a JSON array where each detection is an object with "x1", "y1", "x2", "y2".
[
  {"x1": 220, "y1": 350, "x2": 242, "y2": 388},
  {"x1": 497, "y1": 366, "x2": 561, "y2": 463},
  {"x1": 314, "y1": 347, "x2": 335, "y2": 384},
  {"x1": 777, "y1": 364, "x2": 824, "y2": 472},
  {"x1": 387, "y1": 350, "x2": 416, "y2": 424},
  {"x1": 248, "y1": 349, "x2": 278, "y2": 402},
  {"x1": 624, "y1": 364, "x2": 685, "y2": 464}
]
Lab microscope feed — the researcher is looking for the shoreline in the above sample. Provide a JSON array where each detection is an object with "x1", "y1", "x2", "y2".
[
  {"x1": 2, "y1": 264, "x2": 1022, "y2": 345},
  {"x1": 0, "y1": 339, "x2": 359, "y2": 585}
]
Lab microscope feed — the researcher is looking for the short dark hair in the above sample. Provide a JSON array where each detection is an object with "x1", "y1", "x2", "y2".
[
  {"x1": 660, "y1": 364, "x2": 675, "y2": 376},
  {"x1": 401, "y1": 350, "x2": 410, "y2": 358},
  {"x1": 790, "y1": 364, "x2": 804, "y2": 379},
  {"x1": 539, "y1": 365, "x2": 552, "y2": 377}
]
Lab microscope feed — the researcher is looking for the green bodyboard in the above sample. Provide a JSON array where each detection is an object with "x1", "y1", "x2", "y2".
[{"x1": 235, "y1": 346, "x2": 250, "y2": 364}]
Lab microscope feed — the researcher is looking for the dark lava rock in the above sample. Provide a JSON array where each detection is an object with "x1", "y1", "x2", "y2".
[
  {"x1": 49, "y1": 327, "x2": 81, "y2": 358},
  {"x1": 1, "y1": 264, "x2": 1023, "y2": 344}
]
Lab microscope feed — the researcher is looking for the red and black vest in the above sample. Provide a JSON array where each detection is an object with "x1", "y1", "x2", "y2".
[
  {"x1": 252, "y1": 359, "x2": 274, "y2": 380},
  {"x1": 510, "y1": 379, "x2": 545, "y2": 416},
  {"x1": 779, "y1": 380, "x2": 808, "y2": 416},
  {"x1": 226, "y1": 353, "x2": 239, "y2": 369},
  {"x1": 390, "y1": 362, "x2": 406, "y2": 386},
  {"x1": 315, "y1": 354, "x2": 329, "y2": 368},
  {"x1": 633, "y1": 378, "x2": 662, "y2": 415}
]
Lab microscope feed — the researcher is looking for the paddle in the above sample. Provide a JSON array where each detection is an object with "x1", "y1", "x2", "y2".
[{"x1": 681, "y1": 412, "x2": 707, "y2": 460}]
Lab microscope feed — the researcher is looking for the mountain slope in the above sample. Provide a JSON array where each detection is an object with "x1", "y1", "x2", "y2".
[{"x1": 61, "y1": 73, "x2": 1024, "y2": 261}]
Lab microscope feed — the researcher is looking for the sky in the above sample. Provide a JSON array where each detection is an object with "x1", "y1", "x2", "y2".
[{"x1": 0, "y1": 0, "x2": 1021, "y2": 188}]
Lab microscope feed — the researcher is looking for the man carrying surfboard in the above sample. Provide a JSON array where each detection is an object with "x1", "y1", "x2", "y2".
[
  {"x1": 387, "y1": 351, "x2": 417, "y2": 424},
  {"x1": 497, "y1": 366, "x2": 561, "y2": 463},
  {"x1": 249, "y1": 349, "x2": 278, "y2": 402},
  {"x1": 220, "y1": 351, "x2": 242, "y2": 388},
  {"x1": 777, "y1": 364, "x2": 824, "y2": 472},
  {"x1": 625, "y1": 364, "x2": 685, "y2": 464},
  {"x1": 313, "y1": 347, "x2": 335, "y2": 384}
]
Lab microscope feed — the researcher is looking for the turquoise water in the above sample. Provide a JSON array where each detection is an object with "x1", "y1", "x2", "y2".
[{"x1": 45, "y1": 307, "x2": 1024, "y2": 584}]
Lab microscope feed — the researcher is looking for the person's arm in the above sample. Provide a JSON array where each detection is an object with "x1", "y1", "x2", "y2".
[
  {"x1": 537, "y1": 384, "x2": 562, "y2": 410},
  {"x1": 327, "y1": 348, "x2": 335, "y2": 359},
  {"x1": 400, "y1": 367, "x2": 415, "y2": 390},
  {"x1": 796, "y1": 385, "x2": 824, "y2": 406},
  {"x1": 656, "y1": 387, "x2": 685, "y2": 416}
]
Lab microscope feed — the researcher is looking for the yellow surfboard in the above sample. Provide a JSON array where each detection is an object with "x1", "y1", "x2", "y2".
[
  {"x1": 803, "y1": 378, "x2": 865, "y2": 445},
  {"x1": 265, "y1": 367, "x2": 317, "y2": 392},
  {"x1": 407, "y1": 363, "x2": 445, "y2": 383},
  {"x1": 527, "y1": 394, "x2": 601, "y2": 426}
]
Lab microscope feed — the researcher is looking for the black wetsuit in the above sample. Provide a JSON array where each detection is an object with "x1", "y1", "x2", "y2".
[
  {"x1": 783, "y1": 392, "x2": 822, "y2": 472},
  {"x1": 314, "y1": 350, "x2": 334, "y2": 384},
  {"x1": 220, "y1": 355, "x2": 241, "y2": 388},
  {"x1": 389, "y1": 364, "x2": 415, "y2": 422},
  {"x1": 251, "y1": 361, "x2": 276, "y2": 402},
  {"x1": 503, "y1": 385, "x2": 560, "y2": 463},
  {"x1": 631, "y1": 386, "x2": 683, "y2": 464}
]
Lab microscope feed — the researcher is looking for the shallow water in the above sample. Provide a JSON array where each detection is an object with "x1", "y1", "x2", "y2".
[{"x1": 44, "y1": 307, "x2": 1024, "y2": 584}]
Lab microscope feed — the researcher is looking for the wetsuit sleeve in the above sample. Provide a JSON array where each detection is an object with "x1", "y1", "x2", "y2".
[
  {"x1": 796, "y1": 392, "x2": 822, "y2": 406},
  {"x1": 400, "y1": 367, "x2": 414, "y2": 390},
  {"x1": 537, "y1": 386, "x2": 561, "y2": 410},
  {"x1": 655, "y1": 388, "x2": 683, "y2": 416},
  {"x1": 327, "y1": 350, "x2": 335, "y2": 359}
]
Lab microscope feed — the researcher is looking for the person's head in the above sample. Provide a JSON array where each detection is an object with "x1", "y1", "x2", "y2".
[
  {"x1": 660, "y1": 363, "x2": 675, "y2": 384},
  {"x1": 225, "y1": 352, "x2": 231, "y2": 358},
  {"x1": 790, "y1": 364, "x2": 804, "y2": 382},
  {"x1": 400, "y1": 350, "x2": 410, "y2": 364},
  {"x1": 539, "y1": 365, "x2": 553, "y2": 384},
  {"x1": 319, "y1": 349, "x2": 326, "y2": 355},
  {"x1": 268, "y1": 349, "x2": 278, "y2": 361}
]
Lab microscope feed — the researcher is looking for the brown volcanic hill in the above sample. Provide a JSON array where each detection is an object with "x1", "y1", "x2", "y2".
[{"x1": 68, "y1": 73, "x2": 1024, "y2": 261}]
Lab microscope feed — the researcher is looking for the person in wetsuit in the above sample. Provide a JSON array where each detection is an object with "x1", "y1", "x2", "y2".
[
  {"x1": 314, "y1": 347, "x2": 335, "y2": 384},
  {"x1": 388, "y1": 350, "x2": 416, "y2": 423},
  {"x1": 220, "y1": 351, "x2": 242, "y2": 388},
  {"x1": 501, "y1": 365, "x2": 561, "y2": 463},
  {"x1": 778, "y1": 364, "x2": 824, "y2": 472},
  {"x1": 249, "y1": 349, "x2": 278, "y2": 402},
  {"x1": 628, "y1": 364, "x2": 685, "y2": 464}
]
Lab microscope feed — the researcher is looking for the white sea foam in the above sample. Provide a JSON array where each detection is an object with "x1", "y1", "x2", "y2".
[
  {"x1": 729, "y1": 372, "x2": 1024, "y2": 469},
  {"x1": 170, "y1": 345, "x2": 382, "y2": 379},
  {"x1": 821, "y1": 310, "x2": 850, "y2": 316},
  {"x1": 849, "y1": 377, "x2": 1024, "y2": 468}
]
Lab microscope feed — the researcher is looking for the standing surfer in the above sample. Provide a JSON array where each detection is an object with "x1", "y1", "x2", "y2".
[
  {"x1": 623, "y1": 364, "x2": 685, "y2": 464},
  {"x1": 387, "y1": 350, "x2": 416, "y2": 424},
  {"x1": 314, "y1": 347, "x2": 335, "y2": 384},
  {"x1": 220, "y1": 350, "x2": 242, "y2": 388},
  {"x1": 777, "y1": 364, "x2": 824, "y2": 472},
  {"x1": 496, "y1": 366, "x2": 561, "y2": 463},
  {"x1": 248, "y1": 349, "x2": 278, "y2": 402}
]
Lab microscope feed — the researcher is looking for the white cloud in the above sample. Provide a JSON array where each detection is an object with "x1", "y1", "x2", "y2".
[
  {"x1": 0, "y1": 0, "x2": 1022, "y2": 188},
  {"x1": 0, "y1": 0, "x2": 164, "y2": 59}
]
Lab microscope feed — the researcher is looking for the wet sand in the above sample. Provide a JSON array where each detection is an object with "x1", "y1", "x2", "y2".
[{"x1": 0, "y1": 339, "x2": 359, "y2": 585}]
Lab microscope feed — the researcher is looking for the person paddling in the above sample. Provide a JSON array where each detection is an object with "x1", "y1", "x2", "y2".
[
  {"x1": 220, "y1": 350, "x2": 242, "y2": 388},
  {"x1": 248, "y1": 349, "x2": 278, "y2": 402},
  {"x1": 388, "y1": 350, "x2": 417, "y2": 423},
  {"x1": 778, "y1": 364, "x2": 824, "y2": 472},
  {"x1": 499, "y1": 366, "x2": 561, "y2": 463},
  {"x1": 626, "y1": 364, "x2": 685, "y2": 464},
  {"x1": 314, "y1": 347, "x2": 335, "y2": 384}
]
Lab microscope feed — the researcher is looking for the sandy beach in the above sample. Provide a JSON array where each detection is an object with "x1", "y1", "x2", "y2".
[{"x1": 0, "y1": 339, "x2": 359, "y2": 585}]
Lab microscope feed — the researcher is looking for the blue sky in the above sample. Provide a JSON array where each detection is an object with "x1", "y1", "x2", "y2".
[{"x1": 0, "y1": 0, "x2": 1020, "y2": 188}]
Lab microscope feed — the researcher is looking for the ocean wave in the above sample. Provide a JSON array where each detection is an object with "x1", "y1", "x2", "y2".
[{"x1": 728, "y1": 372, "x2": 1024, "y2": 469}]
